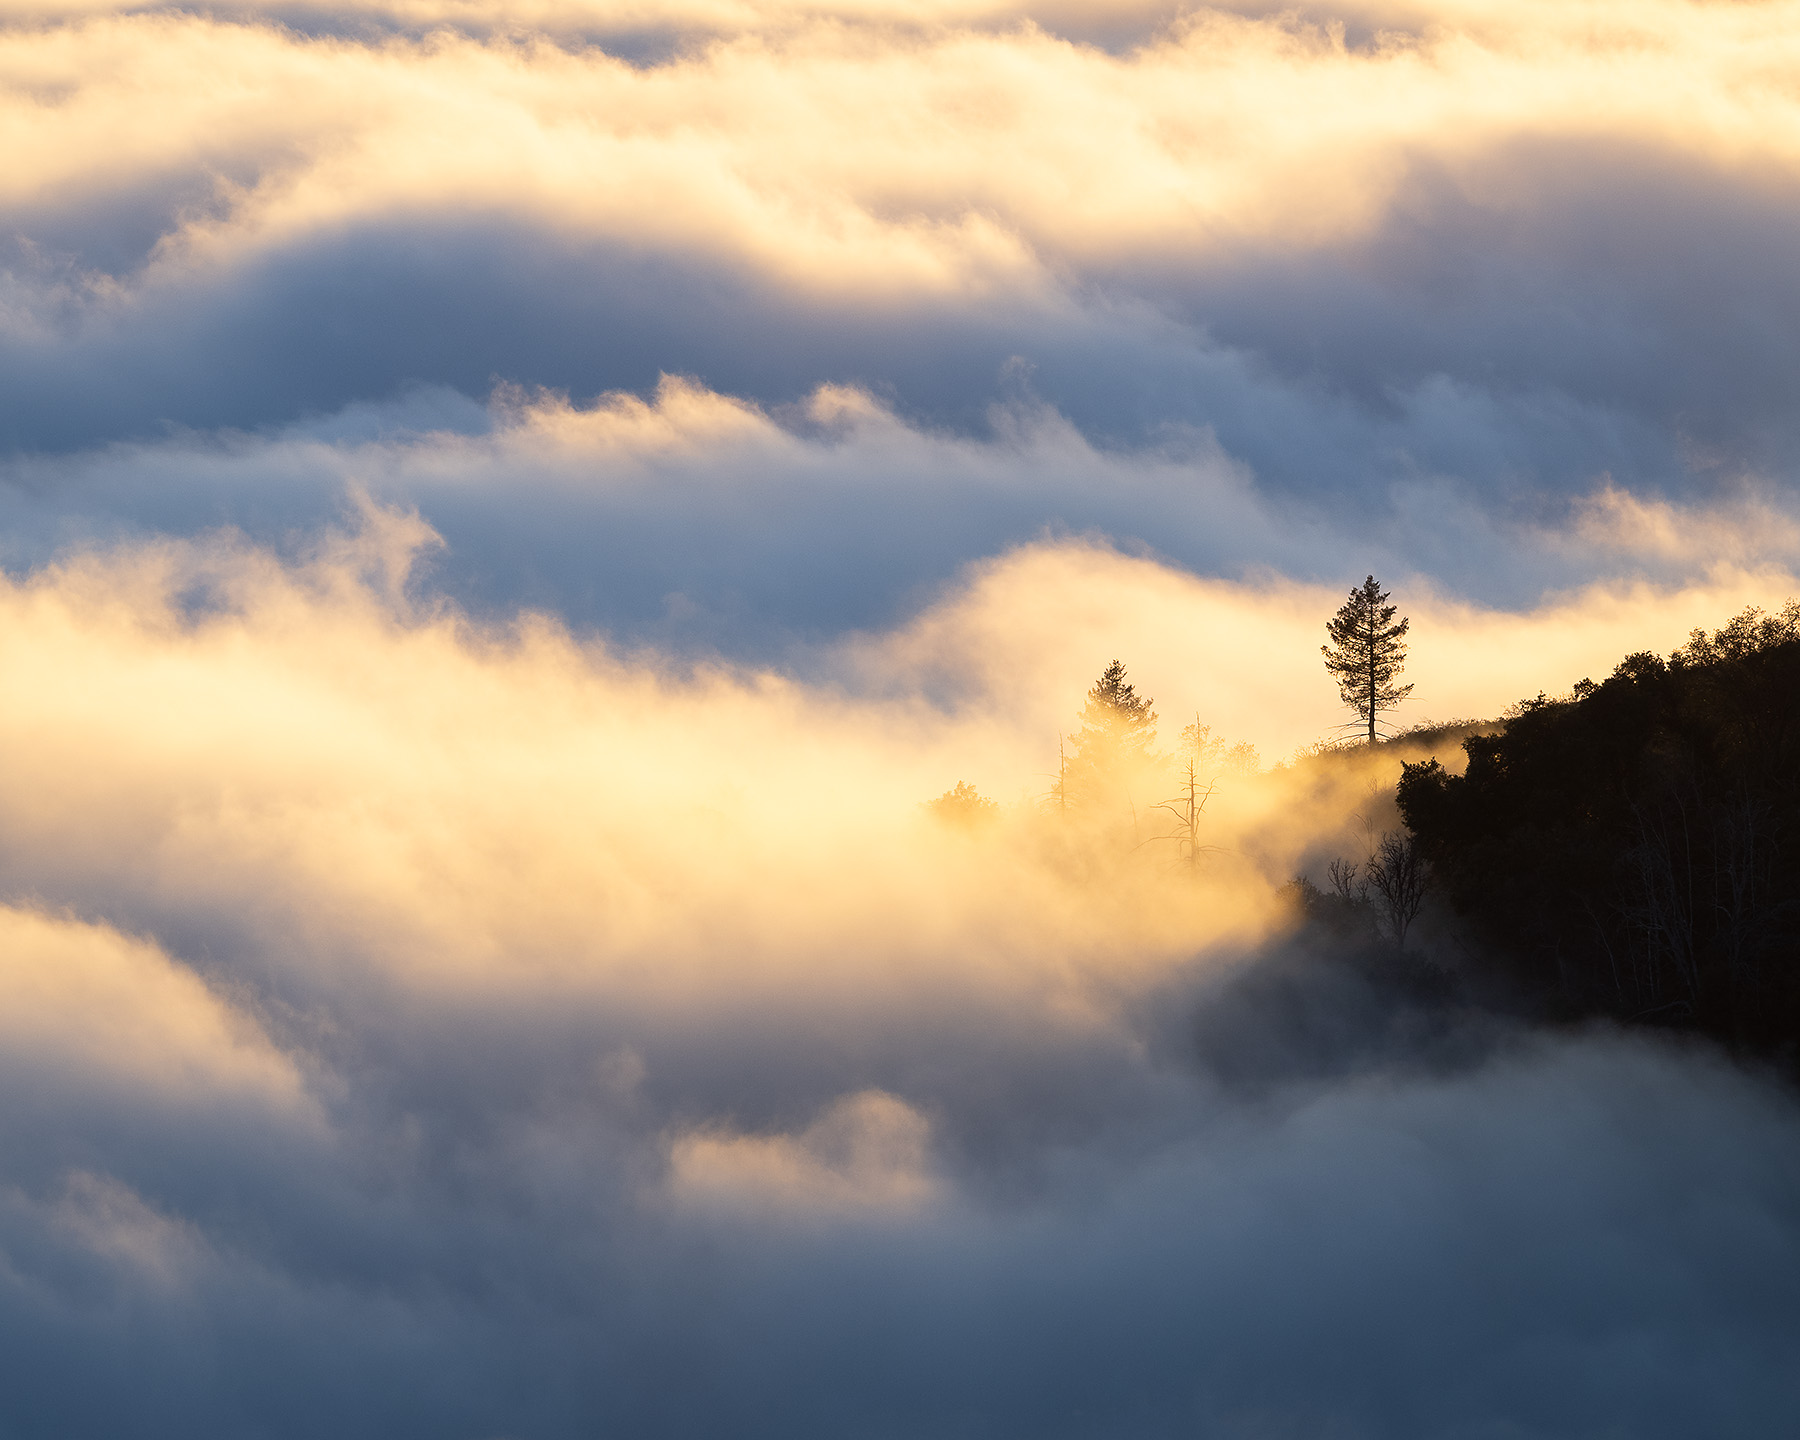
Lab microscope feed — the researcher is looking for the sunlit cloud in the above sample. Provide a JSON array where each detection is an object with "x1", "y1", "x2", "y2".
[
  {"x1": 0, "y1": 903, "x2": 313, "y2": 1114},
  {"x1": 6, "y1": 0, "x2": 1800, "y2": 300},
  {"x1": 4, "y1": 1, "x2": 1800, "y2": 1432},
  {"x1": 668, "y1": 1090, "x2": 938, "y2": 1216},
  {"x1": 8, "y1": 0, "x2": 1800, "y2": 501},
  {"x1": 0, "y1": 498, "x2": 1785, "y2": 1023}
]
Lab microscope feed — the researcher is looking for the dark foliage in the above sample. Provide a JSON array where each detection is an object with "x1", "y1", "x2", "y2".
[
  {"x1": 1397, "y1": 603, "x2": 1800, "y2": 1062},
  {"x1": 1322, "y1": 575, "x2": 1414, "y2": 743}
]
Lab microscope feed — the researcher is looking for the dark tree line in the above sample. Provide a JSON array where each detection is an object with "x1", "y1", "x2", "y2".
[{"x1": 1397, "y1": 602, "x2": 1800, "y2": 1060}]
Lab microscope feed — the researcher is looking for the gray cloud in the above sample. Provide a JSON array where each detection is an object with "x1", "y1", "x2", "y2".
[
  {"x1": 0, "y1": 982, "x2": 1794, "y2": 1438},
  {"x1": 0, "y1": 191, "x2": 1710, "y2": 494},
  {"x1": 5, "y1": 374, "x2": 1794, "y2": 667},
  {"x1": 7, "y1": 139, "x2": 1793, "y2": 567}
]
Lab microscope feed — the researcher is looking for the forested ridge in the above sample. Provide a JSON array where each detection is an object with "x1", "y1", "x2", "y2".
[
  {"x1": 931, "y1": 598, "x2": 1800, "y2": 1073},
  {"x1": 1396, "y1": 603, "x2": 1800, "y2": 1065}
]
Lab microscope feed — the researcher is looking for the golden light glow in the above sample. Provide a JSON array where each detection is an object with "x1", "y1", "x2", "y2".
[{"x1": 0, "y1": 495, "x2": 1782, "y2": 1101}]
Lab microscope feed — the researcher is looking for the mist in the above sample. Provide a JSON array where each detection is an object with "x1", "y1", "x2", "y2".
[
  {"x1": 0, "y1": 508, "x2": 1785, "y2": 1434},
  {"x1": 3, "y1": 1, "x2": 1800, "y2": 1434}
]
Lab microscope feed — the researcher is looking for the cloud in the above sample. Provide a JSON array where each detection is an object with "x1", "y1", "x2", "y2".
[
  {"x1": 668, "y1": 1089, "x2": 938, "y2": 1216},
  {"x1": 0, "y1": 491, "x2": 1773, "y2": 1066},
  {"x1": 0, "y1": 503, "x2": 1781, "y2": 1431},
  {"x1": 4, "y1": 3, "x2": 1800, "y2": 1432},
  {"x1": 4, "y1": 1, "x2": 1800, "y2": 518},
  {"x1": 16, "y1": 2, "x2": 1800, "y2": 277},
  {"x1": 857, "y1": 536, "x2": 1800, "y2": 758},
  {"x1": 8, "y1": 375, "x2": 1796, "y2": 662},
  {"x1": 0, "y1": 904, "x2": 312, "y2": 1114}
]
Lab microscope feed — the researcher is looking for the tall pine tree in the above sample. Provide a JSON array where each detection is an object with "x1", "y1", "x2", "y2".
[{"x1": 1322, "y1": 576, "x2": 1413, "y2": 743}]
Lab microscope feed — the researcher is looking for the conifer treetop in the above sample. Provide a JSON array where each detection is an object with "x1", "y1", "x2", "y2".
[
  {"x1": 1322, "y1": 575, "x2": 1414, "y2": 743},
  {"x1": 1082, "y1": 658, "x2": 1156, "y2": 732}
]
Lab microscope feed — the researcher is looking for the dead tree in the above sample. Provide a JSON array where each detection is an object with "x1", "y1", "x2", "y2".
[
  {"x1": 1150, "y1": 754, "x2": 1218, "y2": 870},
  {"x1": 1364, "y1": 830, "x2": 1430, "y2": 949}
]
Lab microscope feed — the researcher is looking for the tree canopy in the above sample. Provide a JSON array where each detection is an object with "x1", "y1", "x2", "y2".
[
  {"x1": 1081, "y1": 660, "x2": 1156, "y2": 737},
  {"x1": 1396, "y1": 602, "x2": 1800, "y2": 1056}
]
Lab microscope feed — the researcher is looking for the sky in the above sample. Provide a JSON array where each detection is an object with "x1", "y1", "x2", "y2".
[{"x1": 3, "y1": 2, "x2": 1800, "y2": 1435}]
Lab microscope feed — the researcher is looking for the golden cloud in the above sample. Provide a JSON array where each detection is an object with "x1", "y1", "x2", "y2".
[
  {"x1": 0, "y1": 490, "x2": 1783, "y2": 1042},
  {"x1": 668, "y1": 1089, "x2": 938, "y2": 1217},
  {"x1": 0, "y1": 903, "x2": 315, "y2": 1115},
  {"x1": 7, "y1": 2, "x2": 1800, "y2": 309}
]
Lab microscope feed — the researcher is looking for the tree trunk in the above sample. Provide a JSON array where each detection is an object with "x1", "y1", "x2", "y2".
[{"x1": 1366, "y1": 615, "x2": 1376, "y2": 744}]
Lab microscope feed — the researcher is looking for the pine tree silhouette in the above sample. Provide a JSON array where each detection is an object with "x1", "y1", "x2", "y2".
[{"x1": 1322, "y1": 576, "x2": 1413, "y2": 743}]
